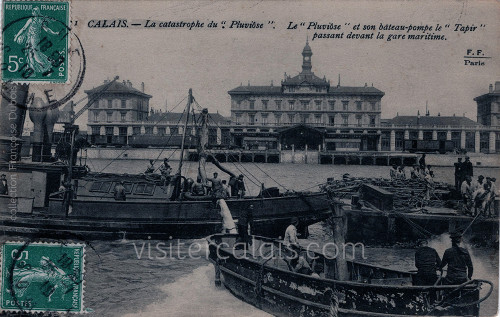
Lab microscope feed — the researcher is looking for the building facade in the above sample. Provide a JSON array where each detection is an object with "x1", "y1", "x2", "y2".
[
  {"x1": 228, "y1": 40, "x2": 385, "y2": 151},
  {"x1": 475, "y1": 81, "x2": 500, "y2": 127},
  {"x1": 86, "y1": 79, "x2": 231, "y2": 147}
]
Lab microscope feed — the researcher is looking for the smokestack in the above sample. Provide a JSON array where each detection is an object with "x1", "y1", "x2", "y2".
[
  {"x1": 0, "y1": 83, "x2": 29, "y2": 163},
  {"x1": 29, "y1": 97, "x2": 48, "y2": 162},
  {"x1": 141, "y1": 82, "x2": 145, "y2": 93},
  {"x1": 495, "y1": 81, "x2": 500, "y2": 92},
  {"x1": 489, "y1": 84, "x2": 493, "y2": 93}
]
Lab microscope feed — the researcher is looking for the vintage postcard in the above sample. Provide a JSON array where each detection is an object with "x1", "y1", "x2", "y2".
[{"x1": 0, "y1": 0, "x2": 498, "y2": 316}]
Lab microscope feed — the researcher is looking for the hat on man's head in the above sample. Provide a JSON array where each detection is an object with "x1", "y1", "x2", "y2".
[
  {"x1": 291, "y1": 217, "x2": 299, "y2": 225},
  {"x1": 449, "y1": 230, "x2": 462, "y2": 239},
  {"x1": 238, "y1": 174, "x2": 244, "y2": 179},
  {"x1": 478, "y1": 175, "x2": 484, "y2": 180}
]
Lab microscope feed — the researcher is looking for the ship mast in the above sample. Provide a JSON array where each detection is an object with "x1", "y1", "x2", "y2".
[{"x1": 176, "y1": 88, "x2": 192, "y2": 176}]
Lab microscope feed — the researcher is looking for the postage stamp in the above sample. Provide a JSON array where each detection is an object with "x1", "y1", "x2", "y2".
[
  {"x1": 1, "y1": 242, "x2": 85, "y2": 313},
  {"x1": 2, "y1": 1, "x2": 70, "y2": 83}
]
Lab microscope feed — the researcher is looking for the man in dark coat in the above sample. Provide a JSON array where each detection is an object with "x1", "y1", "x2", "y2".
[
  {"x1": 454, "y1": 157, "x2": 463, "y2": 191},
  {"x1": 414, "y1": 239, "x2": 442, "y2": 285},
  {"x1": 419, "y1": 154, "x2": 426, "y2": 170},
  {"x1": 439, "y1": 231, "x2": 473, "y2": 285},
  {"x1": 462, "y1": 156, "x2": 473, "y2": 178},
  {"x1": 236, "y1": 204, "x2": 253, "y2": 247},
  {"x1": 114, "y1": 181, "x2": 127, "y2": 201}
]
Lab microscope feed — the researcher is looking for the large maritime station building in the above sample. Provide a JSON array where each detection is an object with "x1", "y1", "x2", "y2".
[{"x1": 85, "y1": 42, "x2": 500, "y2": 164}]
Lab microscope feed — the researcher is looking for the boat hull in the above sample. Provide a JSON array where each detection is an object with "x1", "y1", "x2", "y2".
[
  {"x1": 208, "y1": 234, "x2": 483, "y2": 317},
  {"x1": 341, "y1": 203, "x2": 499, "y2": 245},
  {"x1": 0, "y1": 193, "x2": 330, "y2": 240}
]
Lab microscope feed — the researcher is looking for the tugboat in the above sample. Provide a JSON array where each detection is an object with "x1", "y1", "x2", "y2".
[{"x1": 0, "y1": 83, "x2": 331, "y2": 240}]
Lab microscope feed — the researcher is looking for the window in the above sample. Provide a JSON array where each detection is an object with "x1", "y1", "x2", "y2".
[
  {"x1": 132, "y1": 127, "x2": 141, "y2": 135},
  {"x1": 342, "y1": 115, "x2": 349, "y2": 126},
  {"x1": 248, "y1": 114, "x2": 255, "y2": 125},
  {"x1": 91, "y1": 126, "x2": 100, "y2": 135},
  {"x1": 249, "y1": 100, "x2": 255, "y2": 110},
  {"x1": 145, "y1": 127, "x2": 153, "y2": 134},
  {"x1": 275, "y1": 114, "x2": 281, "y2": 125},
  {"x1": 301, "y1": 114, "x2": 309, "y2": 124},
  {"x1": 134, "y1": 183, "x2": 155, "y2": 195},
  {"x1": 370, "y1": 102, "x2": 376, "y2": 111},
  {"x1": 107, "y1": 99, "x2": 112, "y2": 108},
  {"x1": 369, "y1": 115, "x2": 376, "y2": 127},
  {"x1": 356, "y1": 101, "x2": 362, "y2": 111},
  {"x1": 315, "y1": 115, "x2": 322, "y2": 124},
  {"x1": 288, "y1": 113, "x2": 295, "y2": 124},
  {"x1": 262, "y1": 100, "x2": 268, "y2": 110},
  {"x1": 261, "y1": 114, "x2": 268, "y2": 125},
  {"x1": 93, "y1": 111, "x2": 99, "y2": 122},
  {"x1": 120, "y1": 112, "x2": 126, "y2": 122},
  {"x1": 275, "y1": 100, "x2": 282, "y2": 110},
  {"x1": 288, "y1": 100, "x2": 295, "y2": 110},
  {"x1": 315, "y1": 100, "x2": 322, "y2": 110},
  {"x1": 235, "y1": 113, "x2": 241, "y2": 125},
  {"x1": 105, "y1": 127, "x2": 114, "y2": 135},
  {"x1": 288, "y1": 86, "x2": 295, "y2": 92},
  {"x1": 235, "y1": 100, "x2": 241, "y2": 109},
  {"x1": 328, "y1": 100, "x2": 335, "y2": 111},
  {"x1": 170, "y1": 127, "x2": 179, "y2": 135},
  {"x1": 121, "y1": 100, "x2": 126, "y2": 108},
  {"x1": 119, "y1": 127, "x2": 127, "y2": 136},
  {"x1": 356, "y1": 115, "x2": 362, "y2": 127},
  {"x1": 329, "y1": 116, "x2": 335, "y2": 126},
  {"x1": 342, "y1": 101, "x2": 349, "y2": 111},
  {"x1": 90, "y1": 181, "x2": 113, "y2": 193},
  {"x1": 99, "y1": 99, "x2": 106, "y2": 108},
  {"x1": 157, "y1": 127, "x2": 166, "y2": 135},
  {"x1": 301, "y1": 100, "x2": 309, "y2": 110},
  {"x1": 106, "y1": 112, "x2": 112, "y2": 122}
]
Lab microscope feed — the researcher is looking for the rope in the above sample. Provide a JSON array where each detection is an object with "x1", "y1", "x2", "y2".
[{"x1": 328, "y1": 292, "x2": 339, "y2": 317}]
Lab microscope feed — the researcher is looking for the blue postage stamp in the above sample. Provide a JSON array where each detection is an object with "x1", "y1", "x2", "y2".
[{"x1": 1, "y1": 242, "x2": 85, "y2": 313}]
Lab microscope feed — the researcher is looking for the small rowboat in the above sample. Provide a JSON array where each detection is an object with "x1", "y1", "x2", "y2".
[{"x1": 207, "y1": 234, "x2": 493, "y2": 317}]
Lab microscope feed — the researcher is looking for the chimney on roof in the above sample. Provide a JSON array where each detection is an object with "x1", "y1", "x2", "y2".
[
  {"x1": 489, "y1": 84, "x2": 493, "y2": 93},
  {"x1": 438, "y1": 112, "x2": 441, "y2": 116},
  {"x1": 371, "y1": 83, "x2": 373, "y2": 87},
  {"x1": 271, "y1": 80, "x2": 273, "y2": 87},
  {"x1": 284, "y1": 72, "x2": 287, "y2": 80},
  {"x1": 248, "y1": 80, "x2": 250, "y2": 86},
  {"x1": 337, "y1": 74, "x2": 340, "y2": 87},
  {"x1": 495, "y1": 81, "x2": 500, "y2": 92},
  {"x1": 141, "y1": 82, "x2": 145, "y2": 93},
  {"x1": 364, "y1": 83, "x2": 367, "y2": 87},
  {"x1": 453, "y1": 113, "x2": 456, "y2": 117}
]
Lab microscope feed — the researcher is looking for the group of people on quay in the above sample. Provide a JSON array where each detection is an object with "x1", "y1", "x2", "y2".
[
  {"x1": 454, "y1": 157, "x2": 497, "y2": 217},
  {"x1": 390, "y1": 154, "x2": 435, "y2": 181}
]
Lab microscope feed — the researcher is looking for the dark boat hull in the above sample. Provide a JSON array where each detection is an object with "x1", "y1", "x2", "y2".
[
  {"x1": 0, "y1": 193, "x2": 330, "y2": 240},
  {"x1": 341, "y1": 204, "x2": 499, "y2": 245},
  {"x1": 208, "y1": 234, "x2": 484, "y2": 317}
]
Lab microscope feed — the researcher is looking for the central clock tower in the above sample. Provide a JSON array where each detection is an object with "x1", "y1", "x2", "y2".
[{"x1": 301, "y1": 38, "x2": 313, "y2": 73}]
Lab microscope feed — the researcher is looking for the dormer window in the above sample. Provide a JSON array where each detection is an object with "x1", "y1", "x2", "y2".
[{"x1": 288, "y1": 100, "x2": 295, "y2": 110}]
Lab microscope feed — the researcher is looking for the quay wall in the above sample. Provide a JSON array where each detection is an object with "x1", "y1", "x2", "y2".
[{"x1": 83, "y1": 148, "x2": 500, "y2": 167}]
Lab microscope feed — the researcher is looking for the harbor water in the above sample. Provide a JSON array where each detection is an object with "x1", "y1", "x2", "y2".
[{"x1": 3, "y1": 160, "x2": 499, "y2": 316}]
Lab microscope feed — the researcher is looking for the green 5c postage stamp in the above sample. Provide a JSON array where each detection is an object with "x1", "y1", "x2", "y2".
[
  {"x1": 2, "y1": 1, "x2": 70, "y2": 83},
  {"x1": 1, "y1": 242, "x2": 85, "y2": 313}
]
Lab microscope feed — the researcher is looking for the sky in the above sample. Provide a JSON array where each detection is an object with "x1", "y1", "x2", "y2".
[{"x1": 24, "y1": 0, "x2": 500, "y2": 127}]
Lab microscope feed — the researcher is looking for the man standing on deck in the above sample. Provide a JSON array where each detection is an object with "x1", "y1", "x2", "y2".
[
  {"x1": 0, "y1": 174, "x2": 8, "y2": 195},
  {"x1": 229, "y1": 175, "x2": 238, "y2": 197},
  {"x1": 461, "y1": 175, "x2": 474, "y2": 213},
  {"x1": 454, "y1": 157, "x2": 463, "y2": 191},
  {"x1": 439, "y1": 231, "x2": 473, "y2": 285},
  {"x1": 419, "y1": 154, "x2": 426, "y2": 171},
  {"x1": 145, "y1": 160, "x2": 155, "y2": 174},
  {"x1": 236, "y1": 204, "x2": 253, "y2": 246},
  {"x1": 284, "y1": 217, "x2": 300, "y2": 248},
  {"x1": 236, "y1": 174, "x2": 246, "y2": 198},
  {"x1": 114, "y1": 181, "x2": 127, "y2": 201},
  {"x1": 414, "y1": 239, "x2": 441, "y2": 285}
]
